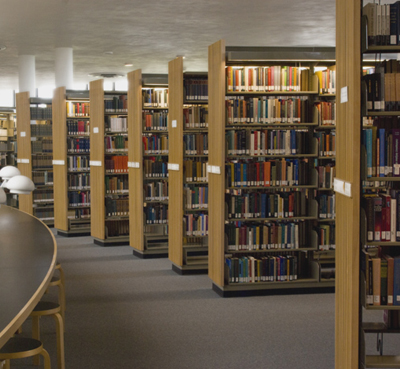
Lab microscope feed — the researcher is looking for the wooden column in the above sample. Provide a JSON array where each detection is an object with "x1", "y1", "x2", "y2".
[
  {"x1": 335, "y1": 0, "x2": 361, "y2": 368},
  {"x1": 208, "y1": 40, "x2": 226, "y2": 287},
  {"x1": 128, "y1": 69, "x2": 144, "y2": 252}
]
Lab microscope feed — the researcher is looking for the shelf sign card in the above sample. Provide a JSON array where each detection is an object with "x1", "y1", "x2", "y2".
[
  {"x1": 168, "y1": 163, "x2": 179, "y2": 171},
  {"x1": 172, "y1": 120, "x2": 177, "y2": 128},
  {"x1": 340, "y1": 86, "x2": 348, "y2": 103},
  {"x1": 20, "y1": 131, "x2": 26, "y2": 137},
  {"x1": 52, "y1": 160, "x2": 65, "y2": 165},
  {"x1": 89, "y1": 160, "x2": 102, "y2": 167},
  {"x1": 128, "y1": 161, "x2": 140, "y2": 168},
  {"x1": 93, "y1": 127, "x2": 99, "y2": 133},
  {"x1": 207, "y1": 165, "x2": 221, "y2": 174},
  {"x1": 333, "y1": 178, "x2": 352, "y2": 198},
  {"x1": 17, "y1": 158, "x2": 30, "y2": 164}
]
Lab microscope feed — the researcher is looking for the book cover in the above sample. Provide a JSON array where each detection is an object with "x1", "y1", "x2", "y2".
[{"x1": 372, "y1": 257, "x2": 381, "y2": 305}]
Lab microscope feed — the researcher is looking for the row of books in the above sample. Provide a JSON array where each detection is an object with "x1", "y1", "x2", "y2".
[
  {"x1": 105, "y1": 135, "x2": 128, "y2": 153},
  {"x1": 184, "y1": 159, "x2": 208, "y2": 183},
  {"x1": 105, "y1": 219, "x2": 129, "y2": 237},
  {"x1": 225, "y1": 254, "x2": 300, "y2": 283},
  {"x1": 143, "y1": 135, "x2": 168, "y2": 155},
  {"x1": 30, "y1": 107, "x2": 52, "y2": 120},
  {"x1": 32, "y1": 140, "x2": 53, "y2": 154},
  {"x1": 184, "y1": 77, "x2": 208, "y2": 100},
  {"x1": 143, "y1": 110, "x2": 168, "y2": 131},
  {"x1": 363, "y1": 2, "x2": 400, "y2": 46},
  {"x1": 66, "y1": 102, "x2": 90, "y2": 117},
  {"x1": 67, "y1": 208, "x2": 90, "y2": 220},
  {"x1": 67, "y1": 137, "x2": 90, "y2": 153},
  {"x1": 104, "y1": 95, "x2": 127, "y2": 113},
  {"x1": 226, "y1": 221, "x2": 310, "y2": 250},
  {"x1": 362, "y1": 249, "x2": 400, "y2": 306},
  {"x1": 184, "y1": 186, "x2": 208, "y2": 210},
  {"x1": 68, "y1": 190, "x2": 90, "y2": 207},
  {"x1": 315, "y1": 131, "x2": 336, "y2": 157},
  {"x1": 315, "y1": 102, "x2": 336, "y2": 126},
  {"x1": 363, "y1": 191, "x2": 400, "y2": 242},
  {"x1": 316, "y1": 224, "x2": 336, "y2": 251},
  {"x1": 68, "y1": 173, "x2": 90, "y2": 190},
  {"x1": 225, "y1": 96, "x2": 310, "y2": 125},
  {"x1": 0, "y1": 141, "x2": 14, "y2": 151},
  {"x1": 67, "y1": 120, "x2": 90, "y2": 136},
  {"x1": 183, "y1": 106, "x2": 208, "y2": 129},
  {"x1": 32, "y1": 155, "x2": 53, "y2": 169},
  {"x1": 318, "y1": 193, "x2": 336, "y2": 220},
  {"x1": 183, "y1": 133, "x2": 208, "y2": 155},
  {"x1": 226, "y1": 129, "x2": 311, "y2": 156},
  {"x1": 363, "y1": 126, "x2": 400, "y2": 178},
  {"x1": 225, "y1": 159, "x2": 311, "y2": 188},
  {"x1": 67, "y1": 156, "x2": 89, "y2": 172},
  {"x1": 33, "y1": 208, "x2": 54, "y2": 221},
  {"x1": 105, "y1": 196, "x2": 129, "y2": 217},
  {"x1": 184, "y1": 213, "x2": 208, "y2": 236},
  {"x1": 226, "y1": 66, "x2": 310, "y2": 92},
  {"x1": 315, "y1": 67, "x2": 336, "y2": 94},
  {"x1": 227, "y1": 191, "x2": 309, "y2": 220},
  {"x1": 105, "y1": 155, "x2": 128, "y2": 174},
  {"x1": 0, "y1": 154, "x2": 15, "y2": 167},
  {"x1": 144, "y1": 203, "x2": 168, "y2": 224},
  {"x1": 143, "y1": 159, "x2": 168, "y2": 178},
  {"x1": 31, "y1": 123, "x2": 52, "y2": 137},
  {"x1": 33, "y1": 189, "x2": 53, "y2": 203},
  {"x1": 32, "y1": 170, "x2": 53, "y2": 186},
  {"x1": 144, "y1": 181, "x2": 168, "y2": 201},
  {"x1": 105, "y1": 175, "x2": 128, "y2": 194},
  {"x1": 142, "y1": 88, "x2": 169, "y2": 108},
  {"x1": 105, "y1": 117, "x2": 127, "y2": 132},
  {"x1": 317, "y1": 164, "x2": 335, "y2": 189}
]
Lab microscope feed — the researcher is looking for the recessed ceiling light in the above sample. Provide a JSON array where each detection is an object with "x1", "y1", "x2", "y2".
[
  {"x1": 124, "y1": 63, "x2": 133, "y2": 67},
  {"x1": 176, "y1": 55, "x2": 185, "y2": 59},
  {"x1": 103, "y1": 51, "x2": 113, "y2": 55},
  {"x1": 0, "y1": 45, "x2": 6, "y2": 52}
]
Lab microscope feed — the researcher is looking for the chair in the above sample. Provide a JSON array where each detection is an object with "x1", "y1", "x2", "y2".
[
  {"x1": 30, "y1": 301, "x2": 64, "y2": 369},
  {"x1": 0, "y1": 336, "x2": 51, "y2": 369}
]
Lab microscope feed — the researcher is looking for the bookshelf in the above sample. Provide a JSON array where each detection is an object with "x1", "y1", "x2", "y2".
[
  {"x1": 128, "y1": 70, "x2": 169, "y2": 258},
  {"x1": 16, "y1": 93, "x2": 54, "y2": 225},
  {"x1": 354, "y1": 2, "x2": 400, "y2": 368},
  {"x1": 89, "y1": 80, "x2": 129, "y2": 246},
  {"x1": 53, "y1": 87, "x2": 91, "y2": 236},
  {"x1": 207, "y1": 40, "x2": 336, "y2": 296},
  {"x1": 0, "y1": 108, "x2": 18, "y2": 207},
  {"x1": 168, "y1": 56, "x2": 209, "y2": 274}
]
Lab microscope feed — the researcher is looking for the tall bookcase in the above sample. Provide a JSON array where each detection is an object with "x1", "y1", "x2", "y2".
[
  {"x1": 53, "y1": 87, "x2": 91, "y2": 236},
  {"x1": 0, "y1": 108, "x2": 17, "y2": 207},
  {"x1": 168, "y1": 56, "x2": 209, "y2": 273},
  {"x1": 16, "y1": 93, "x2": 54, "y2": 225},
  {"x1": 128, "y1": 70, "x2": 169, "y2": 258},
  {"x1": 207, "y1": 40, "x2": 336, "y2": 296},
  {"x1": 89, "y1": 80, "x2": 129, "y2": 246}
]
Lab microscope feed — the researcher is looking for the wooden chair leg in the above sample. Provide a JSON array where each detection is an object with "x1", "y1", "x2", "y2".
[
  {"x1": 41, "y1": 347, "x2": 51, "y2": 369},
  {"x1": 53, "y1": 312, "x2": 65, "y2": 369},
  {"x1": 2, "y1": 360, "x2": 10, "y2": 369},
  {"x1": 31, "y1": 315, "x2": 41, "y2": 365}
]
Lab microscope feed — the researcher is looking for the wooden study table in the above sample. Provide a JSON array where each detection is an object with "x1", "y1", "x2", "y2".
[{"x1": 0, "y1": 205, "x2": 57, "y2": 349}]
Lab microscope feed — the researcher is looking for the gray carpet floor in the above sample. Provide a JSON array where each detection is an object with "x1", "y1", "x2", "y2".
[{"x1": 14, "y1": 231, "x2": 400, "y2": 368}]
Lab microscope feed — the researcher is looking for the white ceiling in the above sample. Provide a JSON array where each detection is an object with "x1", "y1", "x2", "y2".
[{"x1": 0, "y1": 0, "x2": 336, "y2": 91}]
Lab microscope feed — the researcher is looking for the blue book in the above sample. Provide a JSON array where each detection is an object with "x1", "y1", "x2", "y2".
[
  {"x1": 379, "y1": 128, "x2": 386, "y2": 177},
  {"x1": 364, "y1": 128, "x2": 373, "y2": 178},
  {"x1": 290, "y1": 129, "x2": 296, "y2": 154},
  {"x1": 260, "y1": 193, "x2": 266, "y2": 218}
]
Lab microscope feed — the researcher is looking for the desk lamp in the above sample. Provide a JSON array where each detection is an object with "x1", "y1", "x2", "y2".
[{"x1": 0, "y1": 166, "x2": 35, "y2": 204}]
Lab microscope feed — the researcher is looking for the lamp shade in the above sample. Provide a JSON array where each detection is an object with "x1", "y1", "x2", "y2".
[
  {"x1": 0, "y1": 165, "x2": 21, "y2": 180},
  {"x1": 5, "y1": 175, "x2": 35, "y2": 194},
  {"x1": 0, "y1": 186, "x2": 6, "y2": 203}
]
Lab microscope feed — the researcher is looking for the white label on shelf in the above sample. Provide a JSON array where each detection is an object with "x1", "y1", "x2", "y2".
[
  {"x1": 340, "y1": 86, "x2": 348, "y2": 103},
  {"x1": 207, "y1": 165, "x2": 221, "y2": 175},
  {"x1": 93, "y1": 127, "x2": 99, "y2": 133},
  {"x1": 89, "y1": 160, "x2": 102, "y2": 167},
  {"x1": 333, "y1": 178, "x2": 352, "y2": 198},
  {"x1": 20, "y1": 131, "x2": 26, "y2": 137},
  {"x1": 128, "y1": 161, "x2": 140, "y2": 168},
  {"x1": 31, "y1": 137, "x2": 37, "y2": 141},
  {"x1": 168, "y1": 163, "x2": 179, "y2": 171},
  {"x1": 172, "y1": 120, "x2": 177, "y2": 128},
  {"x1": 52, "y1": 160, "x2": 65, "y2": 165},
  {"x1": 19, "y1": 158, "x2": 29, "y2": 164}
]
